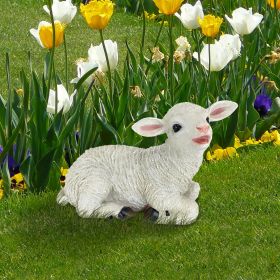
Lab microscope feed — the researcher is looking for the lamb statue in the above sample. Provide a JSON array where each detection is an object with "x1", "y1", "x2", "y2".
[{"x1": 57, "y1": 101, "x2": 237, "y2": 225}]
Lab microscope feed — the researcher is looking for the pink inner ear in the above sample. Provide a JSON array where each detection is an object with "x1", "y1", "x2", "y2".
[
  {"x1": 140, "y1": 124, "x2": 162, "y2": 131},
  {"x1": 210, "y1": 107, "x2": 225, "y2": 117}
]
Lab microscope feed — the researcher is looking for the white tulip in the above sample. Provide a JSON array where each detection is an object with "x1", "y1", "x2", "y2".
[
  {"x1": 71, "y1": 60, "x2": 98, "y2": 85},
  {"x1": 225, "y1": 7, "x2": 263, "y2": 35},
  {"x1": 47, "y1": 84, "x2": 76, "y2": 114},
  {"x1": 88, "y1": 40, "x2": 118, "y2": 72},
  {"x1": 193, "y1": 42, "x2": 233, "y2": 72},
  {"x1": 219, "y1": 34, "x2": 241, "y2": 60},
  {"x1": 43, "y1": 0, "x2": 77, "y2": 25},
  {"x1": 175, "y1": 1, "x2": 204, "y2": 30}
]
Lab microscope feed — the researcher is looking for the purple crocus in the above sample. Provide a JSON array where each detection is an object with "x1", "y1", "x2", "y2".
[
  {"x1": 0, "y1": 146, "x2": 20, "y2": 177},
  {"x1": 254, "y1": 93, "x2": 272, "y2": 117}
]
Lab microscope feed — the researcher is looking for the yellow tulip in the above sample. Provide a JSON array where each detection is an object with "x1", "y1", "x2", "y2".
[
  {"x1": 30, "y1": 21, "x2": 65, "y2": 49},
  {"x1": 153, "y1": 0, "x2": 184, "y2": 15},
  {"x1": 267, "y1": 0, "x2": 280, "y2": 9},
  {"x1": 39, "y1": 22, "x2": 64, "y2": 49},
  {"x1": 198, "y1": 15, "x2": 223, "y2": 38},
  {"x1": 80, "y1": 0, "x2": 114, "y2": 30}
]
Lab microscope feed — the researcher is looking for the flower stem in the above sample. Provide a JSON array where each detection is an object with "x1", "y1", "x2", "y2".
[
  {"x1": 145, "y1": 18, "x2": 165, "y2": 75},
  {"x1": 99, "y1": 30, "x2": 113, "y2": 103},
  {"x1": 204, "y1": 42, "x2": 211, "y2": 107},
  {"x1": 53, "y1": 60, "x2": 58, "y2": 114},
  {"x1": 168, "y1": 15, "x2": 174, "y2": 105},
  {"x1": 47, "y1": 0, "x2": 56, "y2": 102},
  {"x1": 140, "y1": 0, "x2": 146, "y2": 53},
  {"x1": 63, "y1": 32, "x2": 69, "y2": 92}
]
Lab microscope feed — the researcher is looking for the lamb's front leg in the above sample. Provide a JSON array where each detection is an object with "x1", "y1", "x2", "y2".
[
  {"x1": 146, "y1": 191, "x2": 199, "y2": 225},
  {"x1": 185, "y1": 181, "x2": 200, "y2": 201}
]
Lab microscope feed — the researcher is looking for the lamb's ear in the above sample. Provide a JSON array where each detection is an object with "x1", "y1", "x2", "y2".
[
  {"x1": 132, "y1": 117, "x2": 166, "y2": 137},
  {"x1": 208, "y1": 101, "x2": 238, "y2": 122}
]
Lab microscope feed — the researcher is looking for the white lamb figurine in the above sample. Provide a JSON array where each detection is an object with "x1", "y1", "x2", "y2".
[{"x1": 57, "y1": 101, "x2": 237, "y2": 225}]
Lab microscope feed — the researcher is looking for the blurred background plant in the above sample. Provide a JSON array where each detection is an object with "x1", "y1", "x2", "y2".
[{"x1": 0, "y1": 0, "x2": 280, "y2": 198}]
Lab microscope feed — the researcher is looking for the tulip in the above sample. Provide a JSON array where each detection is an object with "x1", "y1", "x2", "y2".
[
  {"x1": 193, "y1": 41, "x2": 232, "y2": 71},
  {"x1": 153, "y1": 0, "x2": 184, "y2": 15},
  {"x1": 43, "y1": 0, "x2": 77, "y2": 25},
  {"x1": 175, "y1": 1, "x2": 204, "y2": 29},
  {"x1": 88, "y1": 40, "x2": 118, "y2": 72},
  {"x1": 219, "y1": 34, "x2": 241, "y2": 60},
  {"x1": 198, "y1": 14, "x2": 223, "y2": 38},
  {"x1": 47, "y1": 84, "x2": 76, "y2": 114},
  {"x1": 225, "y1": 7, "x2": 263, "y2": 35},
  {"x1": 30, "y1": 21, "x2": 64, "y2": 49},
  {"x1": 71, "y1": 59, "x2": 98, "y2": 84},
  {"x1": 267, "y1": 0, "x2": 280, "y2": 9},
  {"x1": 80, "y1": 0, "x2": 114, "y2": 30}
]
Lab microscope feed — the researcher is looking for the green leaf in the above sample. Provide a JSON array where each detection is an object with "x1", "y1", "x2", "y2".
[
  {"x1": 75, "y1": 67, "x2": 98, "y2": 91},
  {"x1": 96, "y1": 113, "x2": 121, "y2": 144},
  {"x1": 20, "y1": 156, "x2": 33, "y2": 190},
  {"x1": 1, "y1": 160, "x2": 11, "y2": 197},
  {"x1": 255, "y1": 110, "x2": 280, "y2": 139},
  {"x1": 0, "y1": 114, "x2": 24, "y2": 164},
  {"x1": 34, "y1": 148, "x2": 56, "y2": 191},
  {"x1": 58, "y1": 104, "x2": 81, "y2": 145},
  {"x1": 116, "y1": 73, "x2": 129, "y2": 127}
]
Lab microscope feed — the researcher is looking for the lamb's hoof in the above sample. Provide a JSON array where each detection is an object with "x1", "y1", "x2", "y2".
[
  {"x1": 144, "y1": 207, "x2": 159, "y2": 222},
  {"x1": 118, "y1": 207, "x2": 134, "y2": 220}
]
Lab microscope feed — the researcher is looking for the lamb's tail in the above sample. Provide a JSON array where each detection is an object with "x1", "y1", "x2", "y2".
[{"x1": 57, "y1": 188, "x2": 69, "y2": 206}]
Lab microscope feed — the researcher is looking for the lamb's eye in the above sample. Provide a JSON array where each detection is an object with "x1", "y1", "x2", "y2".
[
  {"x1": 206, "y1": 117, "x2": 210, "y2": 123},
  {"x1": 172, "y1": 124, "x2": 182, "y2": 133}
]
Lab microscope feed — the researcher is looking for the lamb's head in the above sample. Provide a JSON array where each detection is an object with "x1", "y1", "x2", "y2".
[{"x1": 132, "y1": 101, "x2": 238, "y2": 152}]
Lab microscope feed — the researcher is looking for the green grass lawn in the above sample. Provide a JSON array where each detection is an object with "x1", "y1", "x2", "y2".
[{"x1": 1, "y1": 145, "x2": 280, "y2": 279}]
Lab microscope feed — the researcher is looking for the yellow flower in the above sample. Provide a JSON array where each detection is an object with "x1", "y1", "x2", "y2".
[
  {"x1": 60, "y1": 168, "x2": 69, "y2": 186},
  {"x1": 153, "y1": 0, "x2": 184, "y2": 15},
  {"x1": 39, "y1": 22, "x2": 64, "y2": 49},
  {"x1": 144, "y1": 11, "x2": 157, "y2": 20},
  {"x1": 80, "y1": 0, "x2": 114, "y2": 30},
  {"x1": 30, "y1": 21, "x2": 65, "y2": 49},
  {"x1": 11, "y1": 173, "x2": 27, "y2": 191},
  {"x1": 0, "y1": 180, "x2": 3, "y2": 200},
  {"x1": 261, "y1": 130, "x2": 280, "y2": 145},
  {"x1": 199, "y1": 15, "x2": 223, "y2": 38},
  {"x1": 267, "y1": 0, "x2": 280, "y2": 9},
  {"x1": 245, "y1": 138, "x2": 261, "y2": 146},
  {"x1": 234, "y1": 136, "x2": 243, "y2": 149},
  {"x1": 206, "y1": 146, "x2": 238, "y2": 161},
  {"x1": 272, "y1": 130, "x2": 280, "y2": 145},
  {"x1": 16, "y1": 88, "x2": 24, "y2": 96}
]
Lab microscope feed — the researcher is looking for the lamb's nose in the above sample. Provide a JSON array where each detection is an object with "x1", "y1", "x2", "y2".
[{"x1": 196, "y1": 125, "x2": 210, "y2": 133}]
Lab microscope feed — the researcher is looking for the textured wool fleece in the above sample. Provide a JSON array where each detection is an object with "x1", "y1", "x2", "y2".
[{"x1": 57, "y1": 101, "x2": 237, "y2": 225}]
